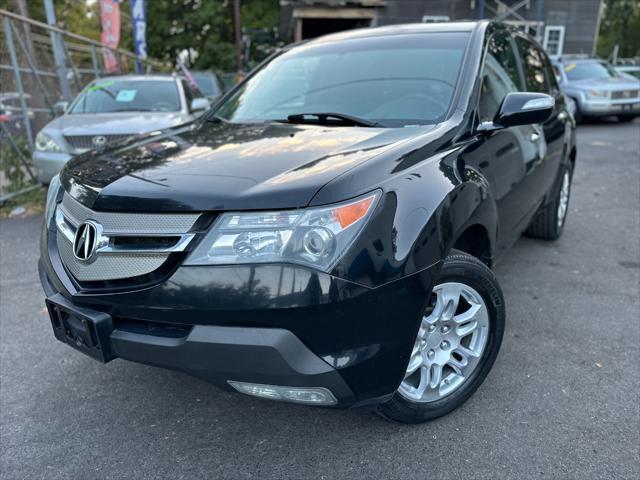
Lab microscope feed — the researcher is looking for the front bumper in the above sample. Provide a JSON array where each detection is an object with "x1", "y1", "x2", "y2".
[
  {"x1": 579, "y1": 98, "x2": 640, "y2": 117},
  {"x1": 39, "y1": 227, "x2": 439, "y2": 408},
  {"x1": 32, "y1": 151, "x2": 72, "y2": 184}
]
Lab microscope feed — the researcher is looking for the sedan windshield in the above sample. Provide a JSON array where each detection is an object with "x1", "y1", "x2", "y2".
[
  {"x1": 565, "y1": 61, "x2": 620, "y2": 81},
  {"x1": 70, "y1": 79, "x2": 181, "y2": 114},
  {"x1": 215, "y1": 32, "x2": 470, "y2": 127}
]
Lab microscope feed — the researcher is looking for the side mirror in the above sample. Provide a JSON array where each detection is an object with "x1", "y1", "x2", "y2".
[
  {"x1": 478, "y1": 92, "x2": 554, "y2": 132},
  {"x1": 190, "y1": 98, "x2": 209, "y2": 112},
  {"x1": 53, "y1": 101, "x2": 69, "y2": 116}
]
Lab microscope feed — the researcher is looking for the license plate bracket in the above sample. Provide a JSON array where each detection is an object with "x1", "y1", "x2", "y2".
[{"x1": 46, "y1": 294, "x2": 115, "y2": 363}]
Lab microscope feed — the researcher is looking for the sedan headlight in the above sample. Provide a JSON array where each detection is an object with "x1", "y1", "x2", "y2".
[
  {"x1": 587, "y1": 89, "x2": 611, "y2": 99},
  {"x1": 44, "y1": 174, "x2": 61, "y2": 226},
  {"x1": 185, "y1": 192, "x2": 380, "y2": 272},
  {"x1": 35, "y1": 131, "x2": 62, "y2": 152}
]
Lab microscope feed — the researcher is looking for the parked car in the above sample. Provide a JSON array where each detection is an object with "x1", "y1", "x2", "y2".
[
  {"x1": 32, "y1": 75, "x2": 210, "y2": 183},
  {"x1": 40, "y1": 21, "x2": 576, "y2": 423},
  {"x1": 192, "y1": 71, "x2": 224, "y2": 102},
  {"x1": 552, "y1": 57, "x2": 640, "y2": 122}
]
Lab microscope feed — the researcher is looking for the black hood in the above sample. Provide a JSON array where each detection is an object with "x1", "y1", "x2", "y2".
[{"x1": 61, "y1": 121, "x2": 432, "y2": 212}]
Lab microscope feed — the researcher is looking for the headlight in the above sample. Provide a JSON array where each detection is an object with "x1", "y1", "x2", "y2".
[
  {"x1": 44, "y1": 174, "x2": 61, "y2": 226},
  {"x1": 587, "y1": 89, "x2": 610, "y2": 99},
  {"x1": 185, "y1": 192, "x2": 380, "y2": 272},
  {"x1": 35, "y1": 131, "x2": 62, "y2": 152}
]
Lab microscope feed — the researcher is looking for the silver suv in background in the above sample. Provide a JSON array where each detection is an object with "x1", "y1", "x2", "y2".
[
  {"x1": 552, "y1": 57, "x2": 640, "y2": 123},
  {"x1": 33, "y1": 75, "x2": 210, "y2": 183}
]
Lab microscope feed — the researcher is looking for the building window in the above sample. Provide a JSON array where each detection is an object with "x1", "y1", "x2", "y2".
[{"x1": 543, "y1": 26, "x2": 565, "y2": 58}]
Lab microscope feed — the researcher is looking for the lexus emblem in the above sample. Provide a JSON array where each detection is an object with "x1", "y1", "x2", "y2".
[
  {"x1": 92, "y1": 135, "x2": 107, "y2": 147},
  {"x1": 73, "y1": 221, "x2": 98, "y2": 261}
]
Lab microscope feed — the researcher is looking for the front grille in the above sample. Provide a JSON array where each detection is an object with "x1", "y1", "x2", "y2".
[
  {"x1": 611, "y1": 89, "x2": 640, "y2": 100},
  {"x1": 64, "y1": 134, "x2": 133, "y2": 151},
  {"x1": 55, "y1": 193, "x2": 201, "y2": 283}
]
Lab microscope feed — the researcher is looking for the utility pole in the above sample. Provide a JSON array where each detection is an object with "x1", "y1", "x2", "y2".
[{"x1": 233, "y1": 0, "x2": 242, "y2": 73}]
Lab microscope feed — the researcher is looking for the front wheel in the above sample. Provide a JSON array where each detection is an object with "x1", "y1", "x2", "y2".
[{"x1": 377, "y1": 250, "x2": 505, "y2": 424}]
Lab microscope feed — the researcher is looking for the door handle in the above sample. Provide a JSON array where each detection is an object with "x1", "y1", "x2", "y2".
[{"x1": 530, "y1": 133, "x2": 541, "y2": 143}]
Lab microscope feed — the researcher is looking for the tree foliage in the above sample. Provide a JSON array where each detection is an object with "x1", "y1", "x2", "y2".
[
  {"x1": 597, "y1": 0, "x2": 640, "y2": 58},
  {"x1": 145, "y1": 0, "x2": 279, "y2": 72}
]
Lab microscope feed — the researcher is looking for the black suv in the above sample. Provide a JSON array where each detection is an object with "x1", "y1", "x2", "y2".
[{"x1": 40, "y1": 21, "x2": 576, "y2": 423}]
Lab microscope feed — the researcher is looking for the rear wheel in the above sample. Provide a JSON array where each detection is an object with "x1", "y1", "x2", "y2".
[
  {"x1": 526, "y1": 163, "x2": 572, "y2": 240},
  {"x1": 377, "y1": 250, "x2": 505, "y2": 424}
]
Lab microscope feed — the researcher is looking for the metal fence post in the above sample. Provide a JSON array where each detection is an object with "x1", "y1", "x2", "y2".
[
  {"x1": 4, "y1": 17, "x2": 34, "y2": 151},
  {"x1": 43, "y1": 0, "x2": 71, "y2": 101},
  {"x1": 91, "y1": 46, "x2": 101, "y2": 78}
]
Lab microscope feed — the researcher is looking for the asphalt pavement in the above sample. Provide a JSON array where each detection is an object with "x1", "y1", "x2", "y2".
[{"x1": 1, "y1": 119, "x2": 639, "y2": 479}]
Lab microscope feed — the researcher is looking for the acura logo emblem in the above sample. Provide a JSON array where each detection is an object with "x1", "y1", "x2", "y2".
[
  {"x1": 73, "y1": 221, "x2": 98, "y2": 261},
  {"x1": 92, "y1": 135, "x2": 107, "y2": 147}
]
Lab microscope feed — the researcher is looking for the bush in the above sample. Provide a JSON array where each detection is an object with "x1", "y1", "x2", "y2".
[{"x1": 0, "y1": 136, "x2": 34, "y2": 194}]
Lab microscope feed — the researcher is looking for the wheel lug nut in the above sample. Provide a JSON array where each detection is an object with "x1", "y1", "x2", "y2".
[
  {"x1": 440, "y1": 341, "x2": 450, "y2": 350},
  {"x1": 427, "y1": 349, "x2": 435, "y2": 359},
  {"x1": 428, "y1": 325, "x2": 435, "y2": 332},
  {"x1": 444, "y1": 379, "x2": 450, "y2": 385},
  {"x1": 441, "y1": 325, "x2": 449, "y2": 333}
]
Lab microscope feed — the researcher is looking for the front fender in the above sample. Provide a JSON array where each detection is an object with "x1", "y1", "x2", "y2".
[{"x1": 330, "y1": 147, "x2": 497, "y2": 289}]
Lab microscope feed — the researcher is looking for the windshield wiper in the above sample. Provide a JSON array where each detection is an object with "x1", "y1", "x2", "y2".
[{"x1": 282, "y1": 112, "x2": 383, "y2": 128}]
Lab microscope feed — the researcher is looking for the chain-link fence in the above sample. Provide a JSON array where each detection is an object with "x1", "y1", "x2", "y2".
[{"x1": 0, "y1": 8, "x2": 168, "y2": 200}]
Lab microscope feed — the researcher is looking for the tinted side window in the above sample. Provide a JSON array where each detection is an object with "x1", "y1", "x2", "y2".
[
  {"x1": 515, "y1": 36, "x2": 550, "y2": 93},
  {"x1": 478, "y1": 33, "x2": 523, "y2": 122}
]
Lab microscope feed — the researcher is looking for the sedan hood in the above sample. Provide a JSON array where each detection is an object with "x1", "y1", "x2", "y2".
[
  {"x1": 48, "y1": 112, "x2": 187, "y2": 136},
  {"x1": 61, "y1": 121, "x2": 433, "y2": 212}
]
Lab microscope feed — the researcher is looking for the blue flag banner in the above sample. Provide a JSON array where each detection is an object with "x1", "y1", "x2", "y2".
[{"x1": 130, "y1": 0, "x2": 147, "y2": 71}]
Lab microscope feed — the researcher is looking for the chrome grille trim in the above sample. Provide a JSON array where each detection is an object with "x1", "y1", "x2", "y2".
[
  {"x1": 55, "y1": 193, "x2": 202, "y2": 282},
  {"x1": 60, "y1": 193, "x2": 200, "y2": 234},
  {"x1": 64, "y1": 134, "x2": 133, "y2": 151}
]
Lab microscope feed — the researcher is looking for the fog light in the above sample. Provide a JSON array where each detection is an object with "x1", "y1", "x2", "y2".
[{"x1": 227, "y1": 381, "x2": 337, "y2": 405}]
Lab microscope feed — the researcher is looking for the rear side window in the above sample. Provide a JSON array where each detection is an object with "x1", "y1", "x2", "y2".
[
  {"x1": 478, "y1": 32, "x2": 523, "y2": 122},
  {"x1": 514, "y1": 36, "x2": 550, "y2": 93}
]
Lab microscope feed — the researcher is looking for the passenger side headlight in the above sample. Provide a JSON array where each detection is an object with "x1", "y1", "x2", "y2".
[
  {"x1": 35, "y1": 131, "x2": 62, "y2": 152},
  {"x1": 587, "y1": 89, "x2": 610, "y2": 99},
  {"x1": 185, "y1": 192, "x2": 380, "y2": 272}
]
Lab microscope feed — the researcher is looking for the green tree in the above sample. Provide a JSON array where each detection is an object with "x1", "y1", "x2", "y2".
[
  {"x1": 597, "y1": 0, "x2": 640, "y2": 58},
  {"x1": 145, "y1": 0, "x2": 279, "y2": 72}
]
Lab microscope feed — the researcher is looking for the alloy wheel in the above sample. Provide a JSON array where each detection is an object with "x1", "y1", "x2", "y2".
[
  {"x1": 557, "y1": 170, "x2": 570, "y2": 229},
  {"x1": 399, "y1": 282, "x2": 490, "y2": 403}
]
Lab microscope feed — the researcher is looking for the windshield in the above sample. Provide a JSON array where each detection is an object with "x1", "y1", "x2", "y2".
[
  {"x1": 565, "y1": 61, "x2": 620, "y2": 81},
  {"x1": 193, "y1": 74, "x2": 221, "y2": 96},
  {"x1": 70, "y1": 79, "x2": 181, "y2": 114},
  {"x1": 215, "y1": 32, "x2": 470, "y2": 127}
]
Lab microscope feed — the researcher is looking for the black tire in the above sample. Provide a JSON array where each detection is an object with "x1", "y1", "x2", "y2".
[
  {"x1": 526, "y1": 163, "x2": 573, "y2": 240},
  {"x1": 376, "y1": 250, "x2": 505, "y2": 424},
  {"x1": 617, "y1": 114, "x2": 636, "y2": 123}
]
